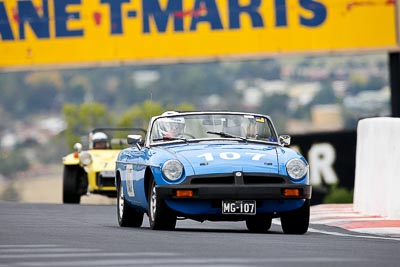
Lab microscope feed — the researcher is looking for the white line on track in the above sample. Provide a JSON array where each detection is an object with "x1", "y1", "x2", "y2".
[
  {"x1": 310, "y1": 217, "x2": 386, "y2": 225},
  {"x1": 0, "y1": 245, "x2": 61, "y2": 248},
  {"x1": 307, "y1": 227, "x2": 400, "y2": 241},
  {"x1": 272, "y1": 219, "x2": 400, "y2": 241},
  {"x1": 0, "y1": 248, "x2": 99, "y2": 253},
  {"x1": 10, "y1": 257, "x2": 367, "y2": 266},
  {"x1": 0, "y1": 252, "x2": 179, "y2": 259}
]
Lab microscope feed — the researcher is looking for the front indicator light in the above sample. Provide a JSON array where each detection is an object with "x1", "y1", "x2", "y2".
[
  {"x1": 283, "y1": 188, "x2": 300, "y2": 197},
  {"x1": 175, "y1": 190, "x2": 194, "y2": 198}
]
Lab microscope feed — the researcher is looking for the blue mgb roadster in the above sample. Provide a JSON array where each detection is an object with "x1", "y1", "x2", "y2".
[{"x1": 116, "y1": 111, "x2": 311, "y2": 234}]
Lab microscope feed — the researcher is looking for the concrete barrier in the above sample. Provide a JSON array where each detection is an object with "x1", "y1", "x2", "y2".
[{"x1": 354, "y1": 117, "x2": 400, "y2": 219}]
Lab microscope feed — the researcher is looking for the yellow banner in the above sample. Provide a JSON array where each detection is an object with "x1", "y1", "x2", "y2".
[{"x1": 0, "y1": 0, "x2": 398, "y2": 69}]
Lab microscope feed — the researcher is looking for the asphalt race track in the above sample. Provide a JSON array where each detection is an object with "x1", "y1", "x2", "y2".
[{"x1": 0, "y1": 201, "x2": 399, "y2": 267}]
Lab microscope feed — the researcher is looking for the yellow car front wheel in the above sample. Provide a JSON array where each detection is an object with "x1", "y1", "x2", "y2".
[{"x1": 62, "y1": 165, "x2": 82, "y2": 204}]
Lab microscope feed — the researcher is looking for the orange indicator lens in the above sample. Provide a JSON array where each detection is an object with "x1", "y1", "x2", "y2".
[
  {"x1": 175, "y1": 190, "x2": 194, "y2": 197},
  {"x1": 283, "y1": 188, "x2": 300, "y2": 197}
]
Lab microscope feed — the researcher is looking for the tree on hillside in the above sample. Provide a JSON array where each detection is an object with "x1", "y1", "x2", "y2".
[
  {"x1": 62, "y1": 102, "x2": 113, "y2": 148},
  {"x1": 117, "y1": 100, "x2": 164, "y2": 129},
  {"x1": 66, "y1": 75, "x2": 91, "y2": 104},
  {"x1": 117, "y1": 100, "x2": 196, "y2": 129},
  {"x1": 0, "y1": 149, "x2": 30, "y2": 178},
  {"x1": 259, "y1": 93, "x2": 290, "y2": 132},
  {"x1": 24, "y1": 71, "x2": 64, "y2": 113},
  {"x1": 346, "y1": 73, "x2": 385, "y2": 96},
  {"x1": 310, "y1": 81, "x2": 336, "y2": 105}
]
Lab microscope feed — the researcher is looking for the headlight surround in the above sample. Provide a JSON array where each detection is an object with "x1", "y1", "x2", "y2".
[
  {"x1": 79, "y1": 151, "x2": 93, "y2": 166},
  {"x1": 162, "y1": 159, "x2": 183, "y2": 181},
  {"x1": 286, "y1": 158, "x2": 308, "y2": 180}
]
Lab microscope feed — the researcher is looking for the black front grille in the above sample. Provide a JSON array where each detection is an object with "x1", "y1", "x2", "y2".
[
  {"x1": 190, "y1": 176, "x2": 234, "y2": 184},
  {"x1": 188, "y1": 173, "x2": 286, "y2": 185},
  {"x1": 243, "y1": 175, "x2": 285, "y2": 184},
  {"x1": 96, "y1": 173, "x2": 115, "y2": 187}
]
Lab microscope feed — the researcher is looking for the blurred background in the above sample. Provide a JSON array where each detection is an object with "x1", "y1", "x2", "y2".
[
  {"x1": 0, "y1": 54, "x2": 388, "y2": 204},
  {"x1": 0, "y1": 0, "x2": 395, "y2": 205}
]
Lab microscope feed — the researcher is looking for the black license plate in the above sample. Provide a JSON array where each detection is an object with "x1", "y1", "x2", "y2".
[{"x1": 222, "y1": 200, "x2": 256, "y2": 215}]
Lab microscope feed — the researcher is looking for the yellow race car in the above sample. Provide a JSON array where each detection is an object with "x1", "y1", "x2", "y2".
[{"x1": 62, "y1": 128, "x2": 146, "y2": 204}]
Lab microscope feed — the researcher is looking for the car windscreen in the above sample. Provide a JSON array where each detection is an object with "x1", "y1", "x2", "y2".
[{"x1": 150, "y1": 114, "x2": 278, "y2": 144}]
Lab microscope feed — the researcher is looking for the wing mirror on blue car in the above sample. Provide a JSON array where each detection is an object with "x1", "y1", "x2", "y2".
[
  {"x1": 127, "y1": 134, "x2": 143, "y2": 149},
  {"x1": 279, "y1": 135, "x2": 291, "y2": 146}
]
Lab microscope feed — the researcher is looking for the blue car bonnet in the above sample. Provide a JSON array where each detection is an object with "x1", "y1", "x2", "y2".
[{"x1": 164, "y1": 142, "x2": 279, "y2": 176}]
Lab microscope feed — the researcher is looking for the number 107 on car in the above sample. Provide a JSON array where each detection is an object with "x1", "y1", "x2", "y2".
[{"x1": 222, "y1": 200, "x2": 256, "y2": 214}]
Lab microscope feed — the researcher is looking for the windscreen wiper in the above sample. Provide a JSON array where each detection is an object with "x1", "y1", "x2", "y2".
[
  {"x1": 206, "y1": 131, "x2": 247, "y2": 141},
  {"x1": 152, "y1": 136, "x2": 188, "y2": 142}
]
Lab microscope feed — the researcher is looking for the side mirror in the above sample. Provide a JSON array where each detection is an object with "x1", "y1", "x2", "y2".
[
  {"x1": 127, "y1": 134, "x2": 143, "y2": 149},
  {"x1": 279, "y1": 135, "x2": 291, "y2": 146}
]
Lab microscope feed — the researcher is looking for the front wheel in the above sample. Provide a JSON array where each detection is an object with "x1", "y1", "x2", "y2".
[
  {"x1": 280, "y1": 200, "x2": 310, "y2": 235},
  {"x1": 148, "y1": 179, "x2": 176, "y2": 230},
  {"x1": 117, "y1": 180, "x2": 143, "y2": 227},
  {"x1": 62, "y1": 166, "x2": 81, "y2": 204}
]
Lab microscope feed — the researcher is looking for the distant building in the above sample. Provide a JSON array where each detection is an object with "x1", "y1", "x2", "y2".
[{"x1": 311, "y1": 104, "x2": 344, "y2": 131}]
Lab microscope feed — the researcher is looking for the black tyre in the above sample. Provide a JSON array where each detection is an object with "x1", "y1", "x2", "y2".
[
  {"x1": 117, "y1": 180, "x2": 144, "y2": 227},
  {"x1": 281, "y1": 199, "x2": 310, "y2": 235},
  {"x1": 245, "y1": 216, "x2": 272, "y2": 233},
  {"x1": 148, "y1": 179, "x2": 176, "y2": 230},
  {"x1": 62, "y1": 165, "x2": 81, "y2": 204}
]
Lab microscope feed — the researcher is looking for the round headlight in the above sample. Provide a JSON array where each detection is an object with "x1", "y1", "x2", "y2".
[
  {"x1": 286, "y1": 158, "x2": 308, "y2": 180},
  {"x1": 162, "y1": 160, "x2": 183, "y2": 181},
  {"x1": 79, "y1": 151, "x2": 93, "y2": 166}
]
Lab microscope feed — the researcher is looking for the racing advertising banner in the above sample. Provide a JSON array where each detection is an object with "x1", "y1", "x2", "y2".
[
  {"x1": 290, "y1": 130, "x2": 357, "y2": 204},
  {"x1": 0, "y1": 0, "x2": 398, "y2": 69}
]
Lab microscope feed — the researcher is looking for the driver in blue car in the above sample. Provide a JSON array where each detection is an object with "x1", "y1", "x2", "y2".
[{"x1": 158, "y1": 116, "x2": 186, "y2": 138}]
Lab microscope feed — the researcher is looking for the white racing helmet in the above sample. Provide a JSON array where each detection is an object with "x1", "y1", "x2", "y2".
[
  {"x1": 157, "y1": 111, "x2": 185, "y2": 137},
  {"x1": 91, "y1": 132, "x2": 109, "y2": 149}
]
